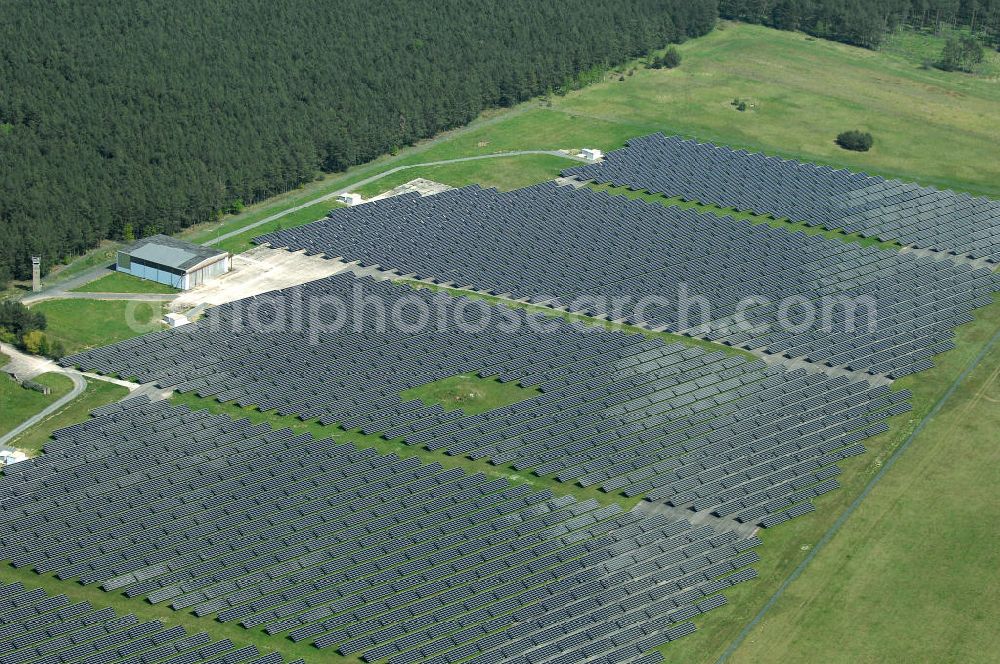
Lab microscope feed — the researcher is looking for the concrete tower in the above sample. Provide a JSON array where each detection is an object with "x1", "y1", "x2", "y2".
[{"x1": 31, "y1": 256, "x2": 41, "y2": 292}]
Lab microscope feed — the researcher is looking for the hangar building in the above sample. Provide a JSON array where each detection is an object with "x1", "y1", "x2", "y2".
[{"x1": 116, "y1": 235, "x2": 231, "y2": 290}]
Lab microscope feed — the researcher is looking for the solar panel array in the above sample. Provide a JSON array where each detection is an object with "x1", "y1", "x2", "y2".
[
  {"x1": 0, "y1": 582, "x2": 298, "y2": 664},
  {"x1": 0, "y1": 398, "x2": 765, "y2": 664},
  {"x1": 254, "y1": 184, "x2": 998, "y2": 378},
  {"x1": 561, "y1": 132, "x2": 1000, "y2": 262},
  {"x1": 61, "y1": 275, "x2": 909, "y2": 523}
]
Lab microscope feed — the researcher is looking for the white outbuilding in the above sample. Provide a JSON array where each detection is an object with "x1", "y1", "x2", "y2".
[
  {"x1": 579, "y1": 148, "x2": 603, "y2": 162},
  {"x1": 337, "y1": 192, "x2": 363, "y2": 206},
  {"x1": 163, "y1": 312, "x2": 191, "y2": 328}
]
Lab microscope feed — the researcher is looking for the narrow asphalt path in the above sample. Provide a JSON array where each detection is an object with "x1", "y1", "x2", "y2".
[
  {"x1": 204, "y1": 150, "x2": 588, "y2": 247},
  {"x1": 714, "y1": 322, "x2": 1000, "y2": 664},
  {"x1": 21, "y1": 263, "x2": 178, "y2": 305},
  {"x1": 0, "y1": 368, "x2": 86, "y2": 448},
  {"x1": 0, "y1": 343, "x2": 140, "y2": 448},
  {"x1": 20, "y1": 265, "x2": 114, "y2": 305}
]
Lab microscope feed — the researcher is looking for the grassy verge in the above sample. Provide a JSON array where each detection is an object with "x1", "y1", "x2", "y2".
[
  {"x1": 0, "y1": 372, "x2": 74, "y2": 437},
  {"x1": 211, "y1": 201, "x2": 342, "y2": 255},
  {"x1": 71, "y1": 271, "x2": 180, "y2": 294},
  {"x1": 2, "y1": 244, "x2": 119, "y2": 300},
  {"x1": 401, "y1": 374, "x2": 539, "y2": 416},
  {"x1": 28, "y1": 299, "x2": 167, "y2": 355},
  {"x1": 589, "y1": 183, "x2": 898, "y2": 250},
  {"x1": 0, "y1": 566, "x2": 320, "y2": 664},
  {"x1": 7, "y1": 378, "x2": 130, "y2": 452},
  {"x1": 727, "y1": 321, "x2": 1000, "y2": 663},
  {"x1": 655, "y1": 293, "x2": 1000, "y2": 664},
  {"x1": 397, "y1": 279, "x2": 758, "y2": 361},
  {"x1": 169, "y1": 389, "x2": 641, "y2": 514}
]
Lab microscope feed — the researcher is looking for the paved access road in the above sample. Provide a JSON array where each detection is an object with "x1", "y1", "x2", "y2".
[{"x1": 0, "y1": 342, "x2": 138, "y2": 448}]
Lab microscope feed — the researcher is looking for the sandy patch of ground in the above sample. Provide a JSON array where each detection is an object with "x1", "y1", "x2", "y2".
[
  {"x1": 171, "y1": 246, "x2": 349, "y2": 314},
  {"x1": 367, "y1": 178, "x2": 455, "y2": 202}
]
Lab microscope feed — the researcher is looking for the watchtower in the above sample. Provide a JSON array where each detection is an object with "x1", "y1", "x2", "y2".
[{"x1": 31, "y1": 256, "x2": 41, "y2": 292}]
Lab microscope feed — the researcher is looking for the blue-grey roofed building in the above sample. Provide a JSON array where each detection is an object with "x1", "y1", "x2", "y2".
[{"x1": 116, "y1": 235, "x2": 231, "y2": 290}]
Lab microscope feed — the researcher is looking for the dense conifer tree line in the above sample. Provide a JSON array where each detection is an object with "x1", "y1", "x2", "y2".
[
  {"x1": 719, "y1": 0, "x2": 1000, "y2": 49},
  {"x1": 0, "y1": 0, "x2": 716, "y2": 286},
  {"x1": 3, "y1": 0, "x2": 996, "y2": 288}
]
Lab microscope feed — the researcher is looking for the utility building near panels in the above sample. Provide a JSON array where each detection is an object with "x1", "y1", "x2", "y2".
[{"x1": 116, "y1": 235, "x2": 231, "y2": 290}]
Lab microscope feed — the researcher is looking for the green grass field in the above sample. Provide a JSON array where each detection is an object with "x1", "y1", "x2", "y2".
[
  {"x1": 727, "y1": 332, "x2": 1000, "y2": 664},
  {"x1": 0, "y1": 372, "x2": 74, "y2": 438},
  {"x1": 547, "y1": 22, "x2": 1000, "y2": 197},
  {"x1": 2, "y1": 242, "x2": 120, "y2": 300},
  {"x1": 401, "y1": 373, "x2": 539, "y2": 416},
  {"x1": 354, "y1": 153, "x2": 572, "y2": 198},
  {"x1": 653, "y1": 293, "x2": 1000, "y2": 664},
  {"x1": 6, "y1": 378, "x2": 129, "y2": 452},
  {"x1": 72, "y1": 271, "x2": 179, "y2": 294},
  {"x1": 325, "y1": 21, "x2": 1000, "y2": 197},
  {"x1": 29, "y1": 299, "x2": 166, "y2": 354}
]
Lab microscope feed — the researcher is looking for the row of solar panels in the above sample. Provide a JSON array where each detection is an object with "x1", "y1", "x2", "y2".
[
  {"x1": 0, "y1": 398, "x2": 759, "y2": 664},
  {"x1": 561, "y1": 132, "x2": 1000, "y2": 262},
  {"x1": 56, "y1": 275, "x2": 909, "y2": 523},
  {"x1": 0, "y1": 582, "x2": 297, "y2": 664},
  {"x1": 58, "y1": 275, "x2": 911, "y2": 522},
  {"x1": 253, "y1": 183, "x2": 998, "y2": 378}
]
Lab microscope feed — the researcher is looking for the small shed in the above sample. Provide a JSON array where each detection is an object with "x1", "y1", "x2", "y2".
[
  {"x1": 337, "y1": 192, "x2": 363, "y2": 206},
  {"x1": 579, "y1": 148, "x2": 603, "y2": 162},
  {"x1": 163, "y1": 312, "x2": 191, "y2": 328},
  {"x1": 116, "y1": 235, "x2": 231, "y2": 290}
]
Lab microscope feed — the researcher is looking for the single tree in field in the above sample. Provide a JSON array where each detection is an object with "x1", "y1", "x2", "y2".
[
  {"x1": 663, "y1": 46, "x2": 682, "y2": 68},
  {"x1": 939, "y1": 35, "x2": 985, "y2": 72},
  {"x1": 836, "y1": 130, "x2": 874, "y2": 152}
]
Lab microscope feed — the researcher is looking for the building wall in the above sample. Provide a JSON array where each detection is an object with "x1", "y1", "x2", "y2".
[
  {"x1": 116, "y1": 252, "x2": 229, "y2": 290},
  {"x1": 117, "y1": 252, "x2": 186, "y2": 288},
  {"x1": 188, "y1": 256, "x2": 230, "y2": 288}
]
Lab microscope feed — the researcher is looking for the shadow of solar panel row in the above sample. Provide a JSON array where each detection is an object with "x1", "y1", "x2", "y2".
[
  {"x1": 252, "y1": 183, "x2": 998, "y2": 378},
  {"x1": 561, "y1": 132, "x2": 1000, "y2": 262},
  {"x1": 58, "y1": 276, "x2": 909, "y2": 524},
  {"x1": 0, "y1": 403, "x2": 760, "y2": 664},
  {"x1": 395, "y1": 354, "x2": 906, "y2": 525},
  {"x1": 0, "y1": 582, "x2": 298, "y2": 664}
]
